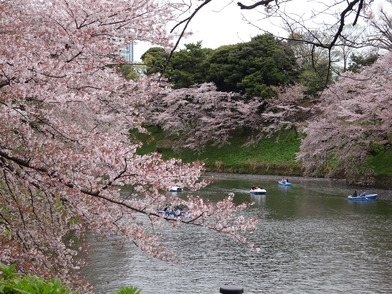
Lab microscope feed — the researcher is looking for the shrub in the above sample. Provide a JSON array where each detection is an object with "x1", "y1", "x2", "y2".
[
  {"x1": 0, "y1": 263, "x2": 75, "y2": 294},
  {"x1": 0, "y1": 263, "x2": 143, "y2": 294}
]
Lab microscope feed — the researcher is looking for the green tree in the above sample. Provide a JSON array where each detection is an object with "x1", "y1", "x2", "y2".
[
  {"x1": 207, "y1": 34, "x2": 300, "y2": 98},
  {"x1": 141, "y1": 43, "x2": 212, "y2": 88},
  {"x1": 164, "y1": 42, "x2": 213, "y2": 88},
  {"x1": 141, "y1": 35, "x2": 299, "y2": 97},
  {"x1": 141, "y1": 47, "x2": 169, "y2": 75},
  {"x1": 348, "y1": 52, "x2": 378, "y2": 73},
  {"x1": 206, "y1": 44, "x2": 243, "y2": 93}
]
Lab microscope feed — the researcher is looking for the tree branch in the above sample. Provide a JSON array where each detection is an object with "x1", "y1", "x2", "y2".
[
  {"x1": 237, "y1": 0, "x2": 275, "y2": 10},
  {"x1": 163, "y1": 0, "x2": 213, "y2": 76}
]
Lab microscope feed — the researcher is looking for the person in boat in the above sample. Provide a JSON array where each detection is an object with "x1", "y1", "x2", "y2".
[
  {"x1": 360, "y1": 191, "x2": 366, "y2": 196},
  {"x1": 281, "y1": 179, "x2": 286, "y2": 184},
  {"x1": 352, "y1": 191, "x2": 358, "y2": 197}
]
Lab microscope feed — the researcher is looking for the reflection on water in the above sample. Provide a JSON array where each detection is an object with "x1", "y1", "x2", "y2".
[{"x1": 81, "y1": 173, "x2": 392, "y2": 294}]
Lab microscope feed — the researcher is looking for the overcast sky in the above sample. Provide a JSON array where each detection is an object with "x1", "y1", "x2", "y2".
[
  {"x1": 132, "y1": 0, "x2": 391, "y2": 61},
  {"x1": 132, "y1": 1, "x2": 274, "y2": 61},
  {"x1": 174, "y1": 1, "x2": 265, "y2": 49}
]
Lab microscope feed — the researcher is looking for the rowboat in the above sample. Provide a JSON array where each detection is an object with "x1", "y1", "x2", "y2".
[
  {"x1": 249, "y1": 187, "x2": 267, "y2": 195},
  {"x1": 278, "y1": 180, "x2": 292, "y2": 186},
  {"x1": 158, "y1": 210, "x2": 191, "y2": 217},
  {"x1": 168, "y1": 186, "x2": 183, "y2": 192},
  {"x1": 347, "y1": 194, "x2": 378, "y2": 201}
]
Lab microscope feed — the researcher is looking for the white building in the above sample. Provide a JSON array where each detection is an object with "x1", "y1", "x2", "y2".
[{"x1": 111, "y1": 37, "x2": 134, "y2": 63}]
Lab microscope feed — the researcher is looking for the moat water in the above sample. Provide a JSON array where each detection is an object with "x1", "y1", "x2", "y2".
[{"x1": 82, "y1": 173, "x2": 392, "y2": 294}]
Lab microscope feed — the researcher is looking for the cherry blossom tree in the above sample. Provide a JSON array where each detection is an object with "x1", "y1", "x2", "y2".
[
  {"x1": 296, "y1": 52, "x2": 392, "y2": 184},
  {"x1": 145, "y1": 82, "x2": 311, "y2": 150},
  {"x1": 0, "y1": 0, "x2": 259, "y2": 291},
  {"x1": 145, "y1": 83, "x2": 262, "y2": 150}
]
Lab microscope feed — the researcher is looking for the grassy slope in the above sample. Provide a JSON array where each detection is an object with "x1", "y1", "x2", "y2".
[
  {"x1": 133, "y1": 127, "x2": 303, "y2": 176},
  {"x1": 370, "y1": 148, "x2": 392, "y2": 176},
  {"x1": 133, "y1": 125, "x2": 392, "y2": 178}
]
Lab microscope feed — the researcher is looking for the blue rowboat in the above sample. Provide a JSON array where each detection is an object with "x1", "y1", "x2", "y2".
[
  {"x1": 158, "y1": 210, "x2": 191, "y2": 217},
  {"x1": 347, "y1": 194, "x2": 378, "y2": 201},
  {"x1": 278, "y1": 181, "x2": 292, "y2": 186}
]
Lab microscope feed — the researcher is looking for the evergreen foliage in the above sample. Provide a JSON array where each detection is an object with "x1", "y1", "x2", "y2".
[
  {"x1": 207, "y1": 34, "x2": 299, "y2": 97},
  {"x1": 164, "y1": 42, "x2": 213, "y2": 88},
  {"x1": 348, "y1": 53, "x2": 379, "y2": 73},
  {"x1": 141, "y1": 47, "x2": 169, "y2": 75},
  {"x1": 142, "y1": 34, "x2": 300, "y2": 98}
]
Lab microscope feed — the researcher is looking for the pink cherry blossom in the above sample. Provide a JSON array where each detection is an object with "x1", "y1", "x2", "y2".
[
  {"x1": 297, "y1": 53, "x2": 392, "y2": 184},
  {"x1": 0, "y1": 1, "x2": 259, "y2": 291},
  {"x1": 145, "y1": 82, "x2": 311, "y2": 150}
]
